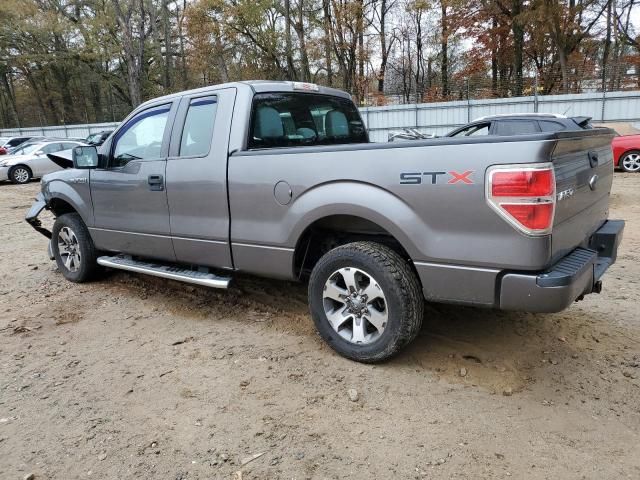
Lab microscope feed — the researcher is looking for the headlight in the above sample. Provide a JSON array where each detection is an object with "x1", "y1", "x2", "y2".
[{"x1": 0, "y1": 161, "x2": 8, "y2": 167}]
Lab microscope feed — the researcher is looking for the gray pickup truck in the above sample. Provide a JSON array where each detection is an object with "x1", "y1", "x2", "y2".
[{"x1": 26, "y1": 80, "x2": 624, "y2": 362}]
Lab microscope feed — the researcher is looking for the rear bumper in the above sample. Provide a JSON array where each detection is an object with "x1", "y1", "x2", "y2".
[{"x1": 499, "y1": 220, "x2": 624, "y2": 312}]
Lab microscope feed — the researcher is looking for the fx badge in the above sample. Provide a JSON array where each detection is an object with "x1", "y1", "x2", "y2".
[{"x1": 400, "y1": 170, "x2": 475, "y2": 185}]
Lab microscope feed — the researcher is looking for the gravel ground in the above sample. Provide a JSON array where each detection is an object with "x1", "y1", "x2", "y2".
[{"x1": 1, "y1": 175, "x2": 639, "y2": 480}]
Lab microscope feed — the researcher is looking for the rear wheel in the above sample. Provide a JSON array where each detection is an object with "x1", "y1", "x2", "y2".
[
  {"x1": 308, "y1": 241, "x2": 424, "y2": 363},
  {"x1": 620, "y1": 151, "x2": 640, "y2": 173},
  {"x1": 52, "y1": 213, "x2": 98, "y2": 282},
  {"x1": 8, "y1": 165, "x2": 32, "y2": 184}
]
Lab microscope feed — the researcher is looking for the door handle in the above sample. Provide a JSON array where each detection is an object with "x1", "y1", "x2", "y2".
[{"x1": 148, "y1": 174, "x2": 164, "y2": 191}]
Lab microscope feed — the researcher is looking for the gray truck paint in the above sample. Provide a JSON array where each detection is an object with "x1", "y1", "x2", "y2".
[{"x1": 27, "y1": 80, "x2": 622, "y2": 312}]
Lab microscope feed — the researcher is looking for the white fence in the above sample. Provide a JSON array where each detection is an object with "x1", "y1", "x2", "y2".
[
  {"x1": 361, "y1": 90, "x2": 640, "y2": 141},
  {"x1": 2, "y1": 90, "x2": 639, "y2": 143},
  {"x1": 0, "y1": 122, "x2": 120, "y2": 140}
]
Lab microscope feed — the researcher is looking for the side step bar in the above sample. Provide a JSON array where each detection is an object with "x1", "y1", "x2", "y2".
[{"x1": 97, "y1": 255, "x2": 231, "y2": 289}]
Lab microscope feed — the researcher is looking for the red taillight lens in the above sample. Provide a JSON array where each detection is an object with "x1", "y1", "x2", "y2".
[
  {"x1": 502, "y1": 203, "x2": 554, "y2": 230},
  {"x1": 491, "y1": 169, "x2": 554, "y2": 197},
  {"x1": 487, "y1": 164, "x2": 556, "y2": 235}
]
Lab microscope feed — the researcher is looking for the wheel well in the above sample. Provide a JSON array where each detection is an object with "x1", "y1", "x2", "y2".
[
  {"x1": 9, "y1": 164, "x2": 32, "y2": 174},
  {"x1": 293, "y1": 215, "x2": 412, "y2": 279},
  {"x1": 48, "y1": 198, "x2": 77, "y2": 217}
]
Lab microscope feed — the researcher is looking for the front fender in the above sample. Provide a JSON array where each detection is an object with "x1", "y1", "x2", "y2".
[
  {"x1": 43, "y1": 175, "x2": 93, "y2": 226},
  {"x1": 286, "y1": 181, "x2": 428, "y2": 259}
]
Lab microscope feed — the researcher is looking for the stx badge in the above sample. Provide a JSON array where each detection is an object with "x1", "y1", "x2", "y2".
[{"x1": 400, "y1": 170, "x2": 475, "y2": 185}]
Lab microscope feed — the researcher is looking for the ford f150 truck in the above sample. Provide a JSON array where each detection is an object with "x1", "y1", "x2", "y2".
[{"x1": 25, "y1": 80, "x2": 624, "y2": 362}]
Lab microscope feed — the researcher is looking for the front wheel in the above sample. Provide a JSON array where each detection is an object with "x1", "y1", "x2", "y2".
[
  {"x1": 620, "y1": 151, "x2": 640, "y2": 173},
  {"x1": 9, "y1": 165, "x2": 32, "y2": 184},
  {"x1": 308, "y1": 241, "x2": 424, "y2": 363},
  {"x1": 52, "y1": 213, "x2": 98, "y2": 282}
]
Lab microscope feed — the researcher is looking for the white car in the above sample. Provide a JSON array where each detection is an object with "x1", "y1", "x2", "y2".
[{"x1": 0, "y1": 139, "x2": 85, "y2": 184}]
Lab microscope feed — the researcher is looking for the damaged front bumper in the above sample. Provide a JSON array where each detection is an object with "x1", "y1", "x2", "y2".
[
  {"x1": 25, "y1": 192, "x2": 52, "y2": 239},
  {"x1": 25, "y1": 192, "x2": 54, "y2": 259}
]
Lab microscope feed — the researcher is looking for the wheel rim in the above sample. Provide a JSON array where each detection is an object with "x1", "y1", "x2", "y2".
[
  {"x1": 13, "y1": 168, "x2": 29, "y2": 183},
  {"x1": 57, "y1": 227, "x2": 81, "y2": 272},
  {"x1": 322, "y1": 267, "x2": 388, "y2": 345},
  {"x1": 622, "y1": 153, "x2": 640, "y2": 172}
]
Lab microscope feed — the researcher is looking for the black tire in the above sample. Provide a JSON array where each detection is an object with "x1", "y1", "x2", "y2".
[
  {"x1": 619, "y1": 150, "x2": 640, "y2": 173},
  {"x1": 308, "y1": 241, "x2": 424, "y2": 363},
  {"x1": 8, "y1": 165, "x2": 32, "y2": 184},
  {"x1": 51, "y1": 213, "x2": 98, "y2": 282}
]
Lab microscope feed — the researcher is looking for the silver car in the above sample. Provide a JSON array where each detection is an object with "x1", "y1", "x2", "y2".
[{"x1": 0, "y1": 139, "x2": 85, "y2": 184}]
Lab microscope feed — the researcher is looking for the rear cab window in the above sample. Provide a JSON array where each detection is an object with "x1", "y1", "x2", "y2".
[{"x1": 248, "y1": 93, "x2": 368, "y2": 149}]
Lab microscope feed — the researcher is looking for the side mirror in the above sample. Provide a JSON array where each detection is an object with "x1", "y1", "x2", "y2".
[
  {"x1": 35, "y1": 151, "x2": 44, "y2": 156},
  {"x1": 72, "y1": 145, "x2": 99, "y2": 169}
]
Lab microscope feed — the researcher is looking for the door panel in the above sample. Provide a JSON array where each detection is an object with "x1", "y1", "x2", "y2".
[
  {"x1": 30, "y1": 143, "x2": 64, "y2": 176},
  {"x1": 165, "y1": 88, "x2": 236, "y2": 269},
  {"x1": 89, "y1": 102, "x2": 176, "y2": 261}
]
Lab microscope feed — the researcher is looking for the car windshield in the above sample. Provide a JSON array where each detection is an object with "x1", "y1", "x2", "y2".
[{"x1": 12, "y1": 143, "x2": 41, "y2": 155}]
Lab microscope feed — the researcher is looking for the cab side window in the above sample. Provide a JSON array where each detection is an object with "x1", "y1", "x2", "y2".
[
  {"x1": 450, "y1": 123, "x2": 490, "y2": 137},
  {"x1": 538, "y1": 120, "x2": 565, "y2": 132},
  {"x1": 179, "y1": 96, "x2": 217, "y2": 157},
  {"x1": 112, "y1": 105, "x2": 170, "y2": 167},
  {"x1": 494, "y1": 120, "x2": 540, "y2": 136}
]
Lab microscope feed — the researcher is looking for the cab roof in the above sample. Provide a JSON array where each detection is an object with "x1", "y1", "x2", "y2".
[{"x1": 138, "y1": 81, "x2": 352, "y2": 110}]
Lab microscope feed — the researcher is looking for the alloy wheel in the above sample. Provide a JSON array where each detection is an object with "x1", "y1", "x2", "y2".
[
  {"x1": 12, "y1": 167, "x2": 30, "y2": 183},
  {"x1": 57, "y1": 226, "x2": 82, "y2": 272},
  {"x1": 622, "y1": 153, "x2": 640, "y2": 172},
  {"x1": 322, "y1": 267, "x2": 388, "y2": 344}
]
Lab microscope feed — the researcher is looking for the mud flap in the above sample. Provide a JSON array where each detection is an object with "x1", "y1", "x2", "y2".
[{"x1": 25, "y1": 192, "x2": 52, "y2": 239}]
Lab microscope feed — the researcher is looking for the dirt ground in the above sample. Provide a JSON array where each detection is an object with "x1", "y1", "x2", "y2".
[{"x1": 1, "y1": 175, "x2": 639, "y2": 480}]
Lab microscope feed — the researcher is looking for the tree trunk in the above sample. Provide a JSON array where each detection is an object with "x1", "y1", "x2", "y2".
[
  {"x1": 440, "y1": 2, "x2": 449, "y2": 98},
  {"x1": 511, "y1": 0, "x2": 523, "y2": 96},
  {"x1": 377, "y1": 0, "x2": 387, "y2": 93},
  {"x1": 163, "y1": 1, "x2": 172, "y2": 90},
  {"x1": 0, "y1": 72, "x2": 20, "y2": 127},
  {"x1": 322, "y1": 0, "x2": 334, "y2": 86},
  {"x1": 284, "y1": 0, "x2": 296, "y2": 80},
  {"x1": 294, "y1": 1, "x2": 311, "y2": 82}
]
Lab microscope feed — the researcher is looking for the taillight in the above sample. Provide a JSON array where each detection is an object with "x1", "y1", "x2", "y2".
[{"x1": 486, "y1": 164, "x2": 556, "y2": 235}]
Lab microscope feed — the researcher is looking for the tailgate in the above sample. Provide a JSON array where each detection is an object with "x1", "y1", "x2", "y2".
[{"x1": 551, "y1": 129, "x2": 615, "y2": 263}]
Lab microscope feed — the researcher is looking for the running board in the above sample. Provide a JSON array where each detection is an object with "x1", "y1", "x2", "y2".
[{"x1": 97, "y1": 255, "x2": 231, "y2": 289}]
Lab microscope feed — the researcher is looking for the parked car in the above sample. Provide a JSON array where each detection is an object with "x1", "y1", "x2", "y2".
[
  {"x1": 612, "y1": 134, "x2": 640, "y2": 172},
  {"x1": 445, "y1": 113, "x2": 593, "y2": 137},
  {"x1": 85, "y1": 130, "x2": 113, "y2": 146},
  {"x1": 0, "y1": 139, "x2": 85, "y2": 184},
  {"x1": 26, "y1": 81, "x2": 623, "y2": 362},
  {"x1": 5, "y1": 137, "x2": 49, "y2": 154},
  {"x1": 0, "y1": 136, "x2": 32, "y2": 155}
]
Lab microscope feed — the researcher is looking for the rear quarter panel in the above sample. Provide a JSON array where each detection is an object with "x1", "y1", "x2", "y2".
[{"x1": 228, "y1": 136, "x2": 561, "y2": 279}]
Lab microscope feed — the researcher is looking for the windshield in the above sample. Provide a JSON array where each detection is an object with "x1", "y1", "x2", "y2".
[{"x1": 12, "y1": 143, "x2": 41, "y2": 155}]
